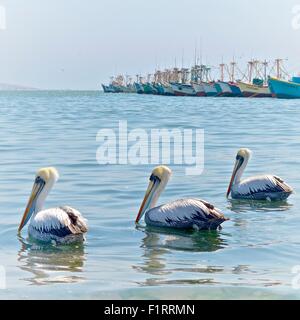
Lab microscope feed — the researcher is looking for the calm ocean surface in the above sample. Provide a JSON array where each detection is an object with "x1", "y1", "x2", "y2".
[{"x1": 0, "y1": 91, "x2": 300, "y2": 299}]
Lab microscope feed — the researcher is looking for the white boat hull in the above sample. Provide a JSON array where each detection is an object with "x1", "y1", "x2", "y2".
[{"x1": 170, "y1": 83, "x2": 196, "y2": 96}]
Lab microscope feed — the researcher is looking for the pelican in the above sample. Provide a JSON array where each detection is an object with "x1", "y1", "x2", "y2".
[
  {"x1": 18, "y1": 167, "x2": 88, "y2": 244},
  {"x1": 135, "y1": 166, "x2": 229, "y2": 230},
  {"x1": 227, "y1": 148, "x2": 293, "y2": 201}
]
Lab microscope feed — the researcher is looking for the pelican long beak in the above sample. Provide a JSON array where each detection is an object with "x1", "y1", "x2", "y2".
[
  {"x1": 18, "y1": 179, "x2": 45, "y2": 233},
  {"x1": 226, "y1": 159, "x2": 242, "y2": 198},
  {"x1": 135, "y1": 177, "x2": 160, "y2": 224}
]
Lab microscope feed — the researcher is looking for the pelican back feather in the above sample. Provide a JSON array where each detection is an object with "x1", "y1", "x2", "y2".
[
  {"x1": 232, "y1": 175, "x2": 293, "y2": 200},
  {"x1": 145, "y1": 198, "x2": 228, "y2": 230},
  {"x1": 28, "y1": 207, "x2": 88, "y2": 243}
]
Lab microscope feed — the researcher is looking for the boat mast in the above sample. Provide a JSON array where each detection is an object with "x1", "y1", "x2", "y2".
[
  {"x1": 230, "y1": 59, "x2": 236, "y2": 83},
  {"x1": 253, "y1": 60, "x2": 260, "y2": 80},
  {"x1": 194, "y1": 42, "x2": 197, "y2": 68},
  {"x1": 262, "y1": 60, "x2": 268, "y2": 85},
  {"x1": 220, "y1": 63, "x2": 225, "y2": 82},
  {"x1": 275, "y1": 58, "x2": 283, "y2": 79},
  {"x1": 248, "y1": 60, "x2": 254, "y2": 83}
]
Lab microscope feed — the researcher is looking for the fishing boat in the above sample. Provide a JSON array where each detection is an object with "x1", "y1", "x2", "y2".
[
  {"x1": 161, "y1": 82, "x2": 175, "y2": 96},
  {"x1": 102, "y1": 84, "x2": 115, "y2": 93},
  {"x1": 190, "y1": 65, "x2": 206, "y2": 96},
  {"x1": 227, "y1": 61, "x2": 243, "y2": 97},
  {"x1": 192, "y1": 83, "x2": 206, "y2": 96},
  {"x1": 236, "y1": 60, "x2": 272, "y2": 97},
  {"x1": 202, "y1": 82, "x2": 218, "y2": 96},
  {"x1": 215, "y1": 81, "x2": 234, "y2": 97},
  {"x1": 153, "y1": 71, "x2": 166, "y2": 95},
  {"x1": 142, "y1": 83, "x2": 158, "y2": 94},
  {"x1": 237, "y1": 81, "x2": 272, "y2": 98},
  {"x1": 214, "y1": 61, "x2": 242, "y2": 97},
  {"x1": 120, "y1": 76, "x2": 136, "y2": 93},
  {"x1": 134, "y1": 82, "x2": 144, "y2": 94},
  {"x1": 228, "y1": 82, "x2": 242, "y2": 97},
  {"x1": 268, "y1": 77, "x2": 300, "y2": 99},
  {"x1": 170, "y1": 67, "x2": 196, "y2": 96},
  {"x1": 153, "y1": 83, "x2": 164, "y2": 95},
  {"x1": 102, "y1": 75, "x2": 136, "y2": 94},
  {"x1": 141, "y1": 83, "x2": 151, "y2": 94},
  {"x1": 116, "y1": 84, "x2": 136, "y2": 93},
  {"x1": 153, "y1": 70, "x2": 175, "y2": 95},
  {"x1": 191, "y1": 64, "x2": 221, "y2": 97},
  {"x1": 126, "y1": 83, "x2": 137, "y2": 93},
  {"x1": 170, "y1": 82, "x2": 196, "y2": 96}
]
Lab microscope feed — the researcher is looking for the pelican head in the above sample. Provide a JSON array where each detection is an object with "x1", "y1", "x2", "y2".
[
  {"x1": 18, "y1": 167, "x2": 59, "y2": 232},
  {"x1": 135, "y1": 166, "x2": 172, "y2": 224},
  {"x1": 226, "y1": 148, "x2": 252, "y2": 198}
]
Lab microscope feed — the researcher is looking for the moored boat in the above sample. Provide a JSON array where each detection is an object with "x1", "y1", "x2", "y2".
[
  {"x1": 215, "y1": 81, "x2": 234, "y2": 97},
  {"x1": 102, "y1": 84, "x2": 115, "y2": 93},
  {"x1": 117, "y1": 84, "x2": 136, "y2": 93},
  {"x1": 170, "y1": 82, "x2": 196, "y2": 96},
  {"x1": 161, "y1": 83, "x2": 175, "y2": 96},
  {"x1": 153, "y1": 83, "x2": 164, "y2": 95},
  {"x1": 268, "y1": 77, "x2": 300, "y2": 99},
  {"x1": 126, "y1": 83, "x2": 137, "y2": 93},
  {"x1": 102, "y1": 75, "x2": 136, "y2": 94},
  {"x1": 228, "y1": 82, "x2": 243, "y2": 97},
  {"x1": 202, "y1": 82, "x2": 218, "y2": 97},
  {"x1": 134, "y1": 82, "x2": 144, "y2": 94},
  {"x1": 142, "y1": 83, "x2": 158, "y2": 94},
  {"x1": 192, "y1": 83, "x2": 206, "y2": 96},
  {"x1": 237, "y1": 81, "x2": 272, "y2": 98}
]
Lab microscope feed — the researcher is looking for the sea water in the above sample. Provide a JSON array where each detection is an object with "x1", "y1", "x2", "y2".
[{"x1": 0, "y1": 91, "x2": 299, "y2": 299}]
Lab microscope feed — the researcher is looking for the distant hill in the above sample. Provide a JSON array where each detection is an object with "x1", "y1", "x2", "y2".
[{"x1": 0, "y1": 83, "x2": 39, "y2": 91}]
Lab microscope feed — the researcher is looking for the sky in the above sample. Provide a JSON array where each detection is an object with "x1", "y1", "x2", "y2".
[{"x1": 0, "y1": 0, "x2": 300, "y2": 90}]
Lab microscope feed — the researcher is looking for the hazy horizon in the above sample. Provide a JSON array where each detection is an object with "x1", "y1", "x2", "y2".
[{"x1": 0, "y1": 0, "x2": 300, "y2": 90}]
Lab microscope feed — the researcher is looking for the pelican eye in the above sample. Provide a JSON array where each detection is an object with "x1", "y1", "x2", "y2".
[
  {"x1": 235, "y1": 155, "x2": 244, "y2": 170},
  {"x1": 150, "y1": 174, "x2": 161, "y2": 183},
  {"x1": 35, "y1": 176, "x2": 45, "y2": 185}
]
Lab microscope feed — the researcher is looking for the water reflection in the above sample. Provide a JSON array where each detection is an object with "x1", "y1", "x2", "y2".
[
  {"x1": 227, "y1": 199, "x2": 294, "y2": 229},
  {"x1": 17, "y1": 236, "x2": 86, "y2": 285},
  {"x1": 228, "y1": 199, "x2": 293, "y2": 213},
  {"x1": 141, "y1": 226, "x2": 228, "y2": 252},
  {"x1": 133, "y1": 227, "x2": 228, "y2": 286}
]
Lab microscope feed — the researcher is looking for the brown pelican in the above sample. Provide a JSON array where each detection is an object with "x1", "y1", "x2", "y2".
[
  {"x1": 18, "y1": 167, "x2": 88, "y2": 244},
  {"x1": 227, "y1": 148, "x2": 293, "y2": 201},
  {"x1": 135, "y1": 166, "x2": 229, "y2": 230}
]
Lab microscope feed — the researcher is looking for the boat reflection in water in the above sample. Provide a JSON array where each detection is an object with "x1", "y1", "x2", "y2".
[{"x1": 17, "y1": 237, "x2": 86, "y2": 286}]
